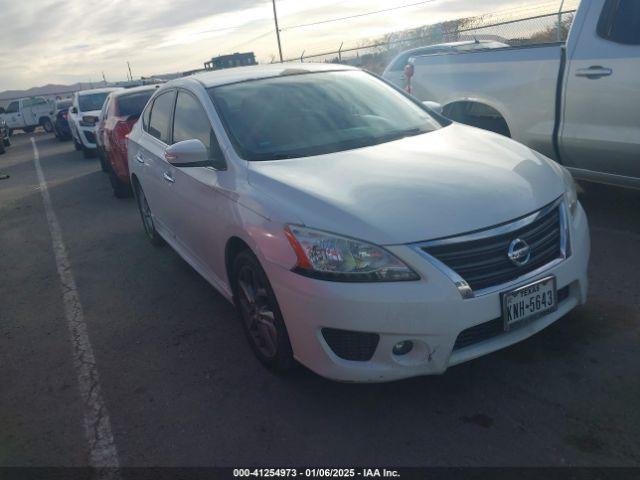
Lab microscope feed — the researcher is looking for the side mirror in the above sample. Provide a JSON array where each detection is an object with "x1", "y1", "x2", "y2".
[
  {"x1": 70, "y1": 107, "x2": 78, "y2": 114},
  {"x1": 164, "y1": 139, "x2": 209, "y2": 167},
  {"x1": 422, "y1": 101, "x2": 443, "y2": 115}
]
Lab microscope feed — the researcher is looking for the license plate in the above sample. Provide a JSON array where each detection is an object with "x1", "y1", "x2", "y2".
[{"x1": 502, "y1": 276, "x2": 557, "y2": 330}]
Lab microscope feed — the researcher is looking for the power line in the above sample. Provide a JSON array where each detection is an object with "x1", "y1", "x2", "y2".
[{"x1": 280, "y1": 0, "x2": 437, "y2": 31}]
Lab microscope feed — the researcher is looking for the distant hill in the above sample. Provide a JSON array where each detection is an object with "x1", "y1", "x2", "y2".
[{"x1": 0, "y1": 81, "x2": 108, "y2": 103}]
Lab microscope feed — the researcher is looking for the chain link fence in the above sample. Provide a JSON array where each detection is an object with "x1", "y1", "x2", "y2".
[{"x1": 283, "y1": 1, "x2": 579, "y2": 74}]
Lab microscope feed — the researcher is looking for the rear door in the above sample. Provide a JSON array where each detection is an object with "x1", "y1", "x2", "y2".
[
  {"x1": 21, "y1": 98, "x2": 37, "y2": 126},
  {"x1": 133, "y1": 89, "x2": 177, "y2": 238},
  {"x1": 560, "y1": 0, "x2": 640, "y2": 178}
]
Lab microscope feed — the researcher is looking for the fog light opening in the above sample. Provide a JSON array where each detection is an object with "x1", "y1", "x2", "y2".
[{"x1": 392, "y1": 340, "x2": 414, "y2": 356}]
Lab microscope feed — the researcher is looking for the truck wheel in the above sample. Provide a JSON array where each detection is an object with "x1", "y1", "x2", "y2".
[{"x1": 41, "y1": 118, "x2": 54, "y2": 133}]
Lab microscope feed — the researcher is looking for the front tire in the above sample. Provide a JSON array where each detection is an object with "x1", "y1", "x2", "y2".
[
  {"x1": 98, "y1": 149, "x2": 109, "y2": 172},
  {"x1": 232, "y1": 250, "x2": 294, "y2": 371},
  {"x1": 134, "y1": 182, "x2": 164, "y2": 246},
  {"x1": 82, "y1": 146, "x2": 96, "y2": 159}
]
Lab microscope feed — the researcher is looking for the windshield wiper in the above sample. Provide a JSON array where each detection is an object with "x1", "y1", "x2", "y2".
[{"x1": 375, "y1": 127, "x2": 427, "y2": 142}]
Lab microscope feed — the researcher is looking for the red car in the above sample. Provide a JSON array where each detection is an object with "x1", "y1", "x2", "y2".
[{"x1": 100, "y1": 86, "x2": 158, "y2": 198}]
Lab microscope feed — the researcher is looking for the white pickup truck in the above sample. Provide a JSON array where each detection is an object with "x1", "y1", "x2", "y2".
[
  {"x1": 0, "y1": 97, "x2": 55, "y2": 134},
  {"x1": 405, "y1": 0, "x2": 639, "y2": 189}
]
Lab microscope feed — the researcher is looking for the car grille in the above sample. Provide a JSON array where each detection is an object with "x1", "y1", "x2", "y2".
[
  {"x1": 84, "y1": 131, "x2": 96, "y2": 144},
  {"x1": 322, "y1": 328, "x2": 379, "y2": 361},
  {"x1": 422, "y1": 205, "x2": 562, "y2": 292},
  {"x1": 452, "y1": 285, "x2": 571, "y2": 351}
]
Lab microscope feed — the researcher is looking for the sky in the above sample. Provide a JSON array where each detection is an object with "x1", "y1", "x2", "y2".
[{"x1": 0, "y1": 0, "x2": 571, "y2": 92}]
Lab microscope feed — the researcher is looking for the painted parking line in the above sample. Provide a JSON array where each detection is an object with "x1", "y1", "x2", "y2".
[{"x1": 31, "y1": 137, "x2": 120, "y2": 471}]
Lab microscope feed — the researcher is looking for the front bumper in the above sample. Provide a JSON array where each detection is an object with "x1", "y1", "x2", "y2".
[
  {"x1": 78, "y1": 125, "x2": 97, "y2": 149},
  {"x1": 265, "y1": 203, "x2": 590, "y2": 382}
]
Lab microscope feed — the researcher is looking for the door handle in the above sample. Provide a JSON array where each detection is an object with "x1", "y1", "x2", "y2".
[
  {"x1": 163, "y1": 171, "x2": 175, "y2": 183},
  {"x1": 575, "y1": 66, "x2": 612, "y2": 79},
  {"x1": 135, "y1": 153, "x2": 145, "y2": 164}
]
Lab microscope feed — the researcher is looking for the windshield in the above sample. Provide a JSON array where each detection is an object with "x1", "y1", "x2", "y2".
[
  {"x1": 78, "y1": 92, "x2": 110, "y2": 112},
  {"x1": 117, "y1": 91, "x2": 154, "y2": 118},
  {"x1": 56, "y1": 100, "x2": 72, "y2": 110},
  {"x1": 208, "y1": 70, "x2": 442, "y2": 161}
]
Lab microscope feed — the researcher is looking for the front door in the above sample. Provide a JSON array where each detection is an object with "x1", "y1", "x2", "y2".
[{"x1": 165, "y1": 89, "x2": 230, "y2": 287}]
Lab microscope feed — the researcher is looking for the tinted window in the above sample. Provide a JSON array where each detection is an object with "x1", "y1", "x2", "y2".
[
  {"x1": 6, "y1": 101, "x2": 18, "y2": 113},
  {"x1": 79, "y1": 92, "x2": 110, "y2": 112},
  {"x1": 208, "y1": 70, "x2": 442, "y2": 161},
  {"x1": 117, "y1": 91, "x2": 154, "y2": 118},
  {"x1": 147, "y1": 91, "x2": 175, "y2": 143},
  {"x1": 598, "y1": 0, "x2": 640, "y2": 45},
  {"x1": 172, "y1": 91, "x2": 224, "y2": 167}
]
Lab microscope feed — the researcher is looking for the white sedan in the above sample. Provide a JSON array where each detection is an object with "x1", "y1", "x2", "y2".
[{"x1": 127, "y1": 63, "x2": 590, "y2": 382}]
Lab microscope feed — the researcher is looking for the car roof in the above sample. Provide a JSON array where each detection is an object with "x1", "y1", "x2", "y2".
[
  {"x1": 168, "y1": 63, "x2": 358, "y2": 89},
  {"x1": 77, "y1": 87, "x2": 122, "y2": 96},
  {"x1": 108, "y1": 85, "x2": 161, "y2": 99}
]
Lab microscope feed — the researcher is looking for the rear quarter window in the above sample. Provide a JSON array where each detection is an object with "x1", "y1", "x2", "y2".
[{"x1": 597, "y1": 0, "x2": 640, "y2": 45}]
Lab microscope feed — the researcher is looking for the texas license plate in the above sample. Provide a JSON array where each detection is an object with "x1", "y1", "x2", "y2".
[{"x1": 502, "y1": 276, "x2": 557, "y2": 330}]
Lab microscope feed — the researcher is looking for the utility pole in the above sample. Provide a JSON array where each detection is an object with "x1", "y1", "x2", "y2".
[
  {"x1": 272, "y1": 0, "x2": 284, "y2": 63},
  {"x1": 127, "y1": 61, "x2": 133, "y2": 81}
]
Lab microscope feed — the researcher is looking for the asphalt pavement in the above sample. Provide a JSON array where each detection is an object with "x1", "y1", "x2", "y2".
[{"x1": 1, "y1": 132, "x2": 639, "y2": 467}]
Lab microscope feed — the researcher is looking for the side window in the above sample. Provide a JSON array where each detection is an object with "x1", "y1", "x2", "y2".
[
  {"x1": 597, "y1": 0, "x2": 640, "y2": 45},
  {"x1": 172, "y1": 91, "x2": 225, "y2": 168},
  {"x1": 142, "y1": 100, "x2": 152, "y2": 132},
  {"x1": 6, "y1": 101, "x2": 19, "y2": 113},
  {"x1": 147, "y1": 91, "x2": 175, "y2": 143}
]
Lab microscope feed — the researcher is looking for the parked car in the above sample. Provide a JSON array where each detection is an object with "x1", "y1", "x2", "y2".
[
  {"x1": 96, "y1": 93, "x2": 114, "y2": 172},
  {"x1": 405, "y1": 0, "x2": 640, "y2": 189},
  {"x1": 0, "y1": 118, "x2": 10, "y2": 154},
  {"x1": 68, "y1": 87, "x2": 121, "y2": 158},
  {"x1": 98, "y1": 85, "x2": 157, "y2": 196},
  {"x1": 0, "y1": 96, "x2": 55, "y2": 134},
  {"x1": 128, "y1": 64, "x2": 590, "y2": 382},
  {"x1": 53, "y1": 99, "x2": 73, "y2": 141},
  {"x1": 382, "y1": 40, "x2": 509, "y2": 89}
]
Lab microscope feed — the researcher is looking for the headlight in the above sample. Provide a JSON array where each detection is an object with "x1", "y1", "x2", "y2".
[
  {"x1": 561, "y1": 167, "x2": 578, "y2": 217},
  {"x1": 284, "y1": 225, "x2": 419, "y2": 282}
]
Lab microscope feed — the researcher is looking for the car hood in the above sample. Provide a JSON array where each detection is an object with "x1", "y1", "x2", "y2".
[{"x1": 247, "y1": 123, "x2": 565, "y2": 245}]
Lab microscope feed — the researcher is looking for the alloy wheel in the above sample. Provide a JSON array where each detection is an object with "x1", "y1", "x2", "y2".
[{"x1": 237, "y1": 264, "x2": 279, "y2": 359}]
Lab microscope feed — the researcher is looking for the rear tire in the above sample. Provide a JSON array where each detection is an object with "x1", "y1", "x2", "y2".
[
  {"x1": 232, "y1": 249, "x2": 295, "y2": 371},
  {"x1": 74, "y1": 137, "x2": 82, "y2": 151},
  {"x1": 109, "y1": 167, "x2": 133, "y2": 199},
  {"x1": 41, "y1": 118, "x2": 54, "y2": 133},
  {"x1": 134, "y1": 182, "x2": 164, "y2": 246}
]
